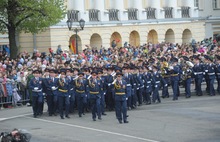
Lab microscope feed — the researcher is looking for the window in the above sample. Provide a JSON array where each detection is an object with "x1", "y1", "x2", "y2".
[
  {"x1": 213, "y1": 0, "x2": 218, "y2": 9},
  {"x1": 164, "y1": 7, "x2": 173, "y2": 18},
  {"x1": 67, "y1": 10, "x2": 79, "y2": 22},
  {"x1": 194, "y1": 0, "x2": 199, "y2": 8},
  {"x1": 108, "y1": 9, "x2": 119, "y2": 21},
  {"x1": 146, "y1": 7, "x2": 156, "y2": 19},
  {"x1": 181, "y1": 7, "x2": 190, "y2": 18},
  {"x1": 128, "y1": 8, "x2": 138, "y2": 20},
  {"x1": 89, "y1": 9, "x2": 99, "y2": 21}
]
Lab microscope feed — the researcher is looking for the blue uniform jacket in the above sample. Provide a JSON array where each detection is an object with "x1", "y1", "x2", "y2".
[
  {"x1": 143, "y1": 72, "x2": 153, "y2": 93},
  {"x1": 87, "y1": 78, "x2": 102, "y2": 98},
  {"x1": 114, "y1": 80, "x2": 127, "y2": 101},
  {"x1": 57, "y1": 78, "x2": 69, "y2": 97},
  {"x1": 29, "y1": 77, "x2": 43, "y2": 96},
  {"x1": 44, "y1": 77, "x2": 59, "y2": 96}
]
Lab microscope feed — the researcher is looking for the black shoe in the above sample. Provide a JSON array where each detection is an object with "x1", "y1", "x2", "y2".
[
  {"x1": 126, "y1": 115, "x2": 129, "y2": 117},
  {"x1": 33, "y1": 115, "x2": 37, "y2": 118},
  {"x1": 79, "y1": 114, "x2": 82, "y2": 117},
  {"x1": 102, "y1": 113, "x2": 107, "y2": 115},
  {"x1": 65, "y1": 115, "x2": 70, "y2": 119},
  {"x1": 49, "y1": 114, "x2": 52, "y2": 116},
  {"x1": 93, "y1": 118, "x2": 96, "y2": 121},
  {"x1": 118, "y1": 120, "x2": 122, "y2": 124},
  {"x1": 60, "y1": 116, "x2": 64, "y2": 119},
  {"x1": 98, "y1": 117, "x2": 102, "y2": 120},
  {"x1": 124, "y1": 120, "x2": 129, "y2": 123}
]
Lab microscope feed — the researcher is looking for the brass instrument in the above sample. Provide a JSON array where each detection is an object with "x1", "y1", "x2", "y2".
[
  {"x1": 89, "y1": 78, "x2": 95, "y2": 88},
  {"x1": 59, "y1": 78, "x2": 65, "y2": 87},
  {"x1": 114, "y1": 80, "x2": 121, "y2": 90},
  {"x1": 75, "y1": 79, "x2": 82, "y2": 88}
]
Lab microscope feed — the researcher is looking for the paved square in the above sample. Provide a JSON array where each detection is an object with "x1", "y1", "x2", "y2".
[{"x1": 1, "y1": 95, "x2": 220, "y2": 142}]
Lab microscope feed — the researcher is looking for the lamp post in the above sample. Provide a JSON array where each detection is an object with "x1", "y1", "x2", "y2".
[{"x1": 67, "y1": 18, "x2": 85, "y2": 54}]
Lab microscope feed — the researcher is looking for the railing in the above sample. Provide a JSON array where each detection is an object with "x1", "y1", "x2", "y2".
[
  {"x1": 181, "y1": 7, "x2": 190, "y2": 18},
  {"x1": 0, "y1": 82, "x2": 30, "y2": 109},
  {"x1": 108, "y1": 9, "x2": 119, "y2": 21},
  {"x1": 89, "y1": 9, "x2": 99, "y2": 21},
  {"x1": 146, "y1": 7, "x2": 156, "y2": 19},
  {"x1": 128, "y1": 8, "x2": 138, "y2": 20},
  {"x1": 67, "y1": 10, "x2": 79, "y2": 22},
  {"x1": 164, "y1": 7, "x2": 173, "y2": 18}
]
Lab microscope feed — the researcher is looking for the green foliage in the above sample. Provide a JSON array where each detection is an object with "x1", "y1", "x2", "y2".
[{"x1": 0, "y1": 0, "x2": 66, "y2": 34}]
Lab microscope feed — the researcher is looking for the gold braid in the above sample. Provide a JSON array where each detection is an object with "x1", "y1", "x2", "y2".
[
  {"x1": 75, "y1": 79, "x2": 81, "y2": 88},
  {"x1": 89, "y1": 78, "x2": 95, "y2": 88},
  {"x1": 114, "y1": 81, "x2": 121, "y2": 90}
]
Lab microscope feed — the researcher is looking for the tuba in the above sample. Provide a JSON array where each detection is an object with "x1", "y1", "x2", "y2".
[{"x1": 186, "y1": 61, "x2": 194, "y2": 68}]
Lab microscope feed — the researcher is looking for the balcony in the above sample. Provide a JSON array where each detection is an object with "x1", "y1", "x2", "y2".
[
  {"x1": 146, "y1": 7, "x2": 156, "y2": 19},
  {"x1": 164, "y1": 7, "x2": 173, "y2": 18},
  {"x1": 181, "y1": 7, "x2": 190, "y2": 18},
  {"x1": 108, "y1": 9, "x2": 119, "y2": 21},
  {"x1": 128, "y1": 8, "x2": 138, "y2": 20},
  {"x1": 89, "y1": 9, "x2": 99, "y2": 21},
  {"x1": 67, "y1": 10, "x2": 79, "y2": 22}
]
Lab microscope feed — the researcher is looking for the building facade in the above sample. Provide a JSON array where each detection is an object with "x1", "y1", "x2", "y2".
[{"x1": 1, "y1": 0, "x2": 220, "y2": 53}]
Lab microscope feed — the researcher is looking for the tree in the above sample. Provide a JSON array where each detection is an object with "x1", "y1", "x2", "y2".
[{"x1": 0, "y1": 0, "x2": 66, "y2": 59}]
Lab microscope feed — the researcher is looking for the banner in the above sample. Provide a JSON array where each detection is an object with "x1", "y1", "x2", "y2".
[{"x1": 70, "y1": 39, "x2": 76, "y2": 54}]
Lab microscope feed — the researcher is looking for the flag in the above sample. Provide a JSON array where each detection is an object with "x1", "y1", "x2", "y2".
[{"x1": 70, "y1": 39, "x2": 76, "y2": 54}]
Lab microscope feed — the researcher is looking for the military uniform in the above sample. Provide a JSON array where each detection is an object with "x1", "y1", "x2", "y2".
[
  {"x1": 122, "y1": 66, "x2": 133, "y2": 109},
  {"x1": 152, "y1": 66, "x2": 161, "y2": 103},
  {"x1": 57, "y1": 69, "x2": 70, "y2": 119},
  {"x1": 88, "y1": 71, "x2": 102, "y2": 121},
  {"x1": 29, "y1": 70, "x2": 44, "y2": 118},
  {"x1": 114, "y1": 72, "x2": 128, "y2": 124},
  {"x1": 192, "y1": 56, "x2": 204, "y2": 96},
  {"x1": 44, "y1": 69, "x2": 59, "y2": 116},
  {"x1": 105, "y1": 67, "x2": 115, "y2": 111},
  {"x1": 75, "y1": 72, "x2": 87, "y2": 117},
  {"x1": 170, "y1": 58, "x2": 180, "y2": 101},
  {"x1": 143, "y1": 67, "x2": 152, "y2": 104}
]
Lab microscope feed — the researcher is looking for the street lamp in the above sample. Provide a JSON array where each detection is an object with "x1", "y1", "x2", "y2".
[{"x1": 67, "y1": 18, "x2": 85, "y2": 54}]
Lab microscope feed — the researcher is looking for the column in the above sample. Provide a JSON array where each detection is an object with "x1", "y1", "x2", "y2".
[
  {"x1": 67, "y1": 0, "x2": 74, "y2": 10},
  {"x1": 181, "y1": 0, "x2": 198, "y2": 17},
  {"x1": 73, "y1": 0, "x2": 89, "y2": 22},
  {"x1": 162, "y1": 0, "x2": 179, "y2": 18},
  {"x1": 146, "y1": 0, "x2": 163, "y2": 19},
  {"x1": 109, "y1": 0, "x2": 128, "y2": 21},
  {"x1": 128, "y1": 0, "x2": 145, "y2": 20},
  {"x1": 89, "y1": 0, "x2": 108, "y2": 21}
]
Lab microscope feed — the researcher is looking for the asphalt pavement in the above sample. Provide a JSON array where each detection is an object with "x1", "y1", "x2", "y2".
[{"x1": 1, "y1": 92, "x2": 220, "y2": 142}]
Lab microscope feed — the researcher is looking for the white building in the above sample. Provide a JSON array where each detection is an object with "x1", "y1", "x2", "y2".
[{"x1": 1, "y1": 0, "x2": 220, "y2": 53}]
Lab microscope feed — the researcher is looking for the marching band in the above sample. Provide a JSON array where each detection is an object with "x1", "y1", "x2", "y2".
[{"x1": 28, "y1": 54, "x2": 220, "y2": 123}]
